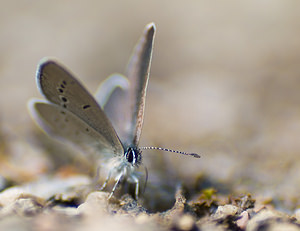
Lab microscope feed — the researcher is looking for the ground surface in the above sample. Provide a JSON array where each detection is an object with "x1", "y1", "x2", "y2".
[
  {"x1": 0, "y1": 1, "x2": 300, "y2": 230},
  {"x1": 0, "y1": 178, "x2": 299, "y2": 231}
]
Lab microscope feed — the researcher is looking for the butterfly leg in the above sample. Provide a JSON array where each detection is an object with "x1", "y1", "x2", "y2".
[
  {"x1": 99, "y1": 170, "x2": 111, "y2": 191},
  {"x1": 108, "y1": 173, "x2": 123, "y2": 199},
  {"x1": 132, "y1": 175, "x2": 139, "y2": 200}
]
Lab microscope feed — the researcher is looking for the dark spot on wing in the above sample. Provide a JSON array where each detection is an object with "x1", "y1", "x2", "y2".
[
  {"x1": 58, "y1": 88, "x2": 64, "y2": 93},
  {"x1": 60, "y1": 84, "x2": 65, "y2": 89},
  {"x1": 59, "y1": 96, "x2": 68, "y2": 108},
  {"x1": 61, "y1": 96, "x2": 68, "y2": 102},
  {"x1": 82, "y1": 105, "x2": 91, "y2": 110},
  {"x1": 62, "y1": 80, "x2": 67, "y2": 85},
  {"x1": 86, "y1": 128, "x2": 90, "y2": 132}
]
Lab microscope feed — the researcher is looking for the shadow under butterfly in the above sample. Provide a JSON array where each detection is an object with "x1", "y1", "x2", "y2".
[{"x1": 28, "y1": 23, "x2": 200, "y2": 200}]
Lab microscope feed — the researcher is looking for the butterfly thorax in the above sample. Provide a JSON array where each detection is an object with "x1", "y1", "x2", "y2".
[{"x1": 125, "y1": 147, "x2": 142, "y2": 167}]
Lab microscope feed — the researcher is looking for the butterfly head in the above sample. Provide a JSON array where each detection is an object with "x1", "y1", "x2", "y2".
[{"x1": 125, "y1": 147, "x2": 142, "y2": 167}]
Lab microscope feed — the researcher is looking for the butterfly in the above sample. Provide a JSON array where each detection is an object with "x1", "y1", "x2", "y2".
[{"x1": 28, "y1": 23, "x2": 200, "y2": 199}]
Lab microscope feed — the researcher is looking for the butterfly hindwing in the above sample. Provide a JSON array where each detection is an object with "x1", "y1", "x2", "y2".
[
  {"x1": 28, "y1": 99, "x2": 119, "y2": 156},
  {"x1": 95, "y1": 73, "x2": 129, "y2": 108}
]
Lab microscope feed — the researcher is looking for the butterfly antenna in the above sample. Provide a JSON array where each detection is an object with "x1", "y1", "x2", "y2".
[{"x1": 139, "y1": 147, "x2": 201, "y2": 158}]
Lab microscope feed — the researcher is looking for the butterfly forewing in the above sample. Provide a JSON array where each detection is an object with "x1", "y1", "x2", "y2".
[
  {"x1": 36, "y1": 60, "x2": 124, "y2": 155},
  {"x1": 101, "y1": 23, "x2": 156, "y2": 147},
  {"x1": 126, "y1": 23, "x2": 155, "y2": 147}
]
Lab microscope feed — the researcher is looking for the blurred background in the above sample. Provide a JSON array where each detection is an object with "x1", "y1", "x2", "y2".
[{"x1": 0, "y1": 0, "x2": 300, "y2": 210}]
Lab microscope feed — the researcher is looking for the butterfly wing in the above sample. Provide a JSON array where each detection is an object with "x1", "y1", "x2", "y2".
[
  {"x1": 35, "y1": 59, "x2": 124, "y2": 156},
  {"x1": 95, "y1": 73, "x2": 129, "y2": 108},
  {"x1": 98, "y1": 23, "x2": 156, "y2": 147},
  {"x1": 28, "y1": 99, "x2": 119, "y2": 156}
]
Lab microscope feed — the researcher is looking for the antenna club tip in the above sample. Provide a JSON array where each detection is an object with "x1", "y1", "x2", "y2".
[{"x1": 190, "y1": 153, "x2": 201, "y2": 158}]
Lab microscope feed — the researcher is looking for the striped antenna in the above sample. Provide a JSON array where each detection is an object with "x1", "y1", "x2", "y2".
[{"x1": 139, "y1": 147, "x2": 201, "y2": 158}]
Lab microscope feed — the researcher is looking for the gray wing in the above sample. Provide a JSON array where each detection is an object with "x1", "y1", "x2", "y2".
[
  {"x1": 28, "y1": 99, "x2": 120, "y2": 156},
  {"x1": 36, "y1": 59, "x2": 124, "y2": 156},
  {"x1": 95, "y1": 73, "x2": 129, "y2": 107},
  {"x1": 98, "y1": 23, "x2": 156, "y2": 147}
]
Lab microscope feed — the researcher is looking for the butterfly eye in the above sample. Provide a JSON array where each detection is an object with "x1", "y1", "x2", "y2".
[{"x1": 126, "y1": 148, "x2": 136, "y2": 164}]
